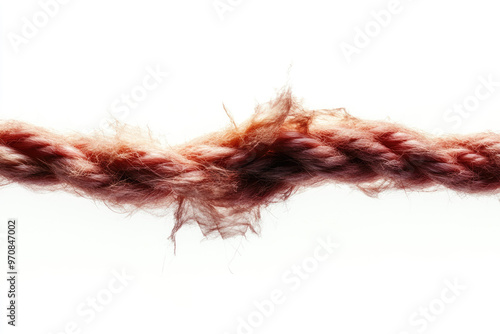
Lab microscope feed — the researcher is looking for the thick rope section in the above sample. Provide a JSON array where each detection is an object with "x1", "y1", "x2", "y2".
[{"x1": 1, "y1": 90, "x2": 500, "y2": 239}]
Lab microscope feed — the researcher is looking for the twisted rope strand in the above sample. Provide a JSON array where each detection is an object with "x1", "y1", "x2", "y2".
[{"x1": 2, "y1": 90, "x2": 500, "y2": 239}]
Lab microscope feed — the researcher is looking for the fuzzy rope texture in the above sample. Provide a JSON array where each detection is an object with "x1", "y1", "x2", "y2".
[{"x1": 1, "y1": 90, "x2": 500, "y2": 239}]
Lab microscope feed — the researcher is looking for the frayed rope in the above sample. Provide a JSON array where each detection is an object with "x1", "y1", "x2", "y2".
[{"x1": 2, "y1": 89, "x2": 500, "y2": 240}]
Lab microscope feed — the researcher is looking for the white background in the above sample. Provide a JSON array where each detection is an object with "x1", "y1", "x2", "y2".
[{"x1": 2, "y1": 0, "x2": 500, "y2": 333}]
